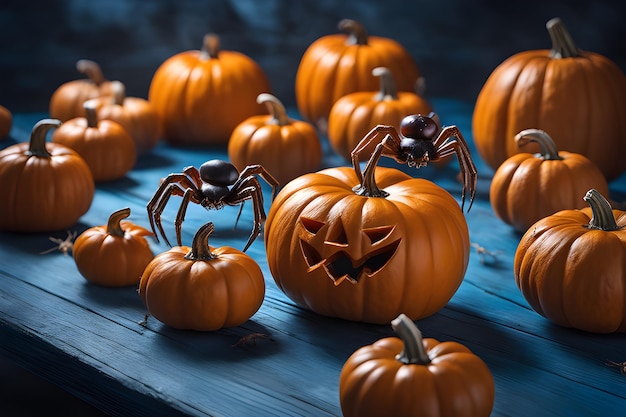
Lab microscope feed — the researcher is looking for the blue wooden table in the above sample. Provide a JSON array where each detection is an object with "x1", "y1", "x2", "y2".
[{"x1": 1, "y1": 99, "x2": 625, "y2": 417}]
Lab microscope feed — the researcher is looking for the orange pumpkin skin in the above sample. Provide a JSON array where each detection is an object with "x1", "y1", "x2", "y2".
[
  {"x1": 139, "y1": 222, "x2": 265, "y2": 331},
  {"x1": 340, "y1": 315, "x2": 494, "y2": 417},
  {"x1": 52, "y1": 102, "x2": 136, "y2": 182},
  {"x1": 514, "y1": 190, "x2": 626, "y2": 333},
  {"x1": 490, "y1": 129, "x2": 609, "y2": 232},
  {"x1": 328, "y1": 67, "x2": 432, "y2": 161},
  {"x1": 0, "y1": 104, "x2": 12, "y2": 139},
  {"x1": 295, "y1": 19, "x2": 421, "y2": 133},
  {"x1": 92, "y1": 81, "x2": 161, "y2": 155},
  {"x1": 148, "y1": 34, "x2": 271, "y2": 146},
  {"x1": 228, "y1": 93, "x2": 321, "y2": 185},
  {"x1": 49, "y1": 60, "x2": 113, "y2": 122},
  {"x1": 0, "y1": 119, "x2": 94, "y2": 232},
  {"x1": 472, "y1": 18, "x2": 626, "y2": 181},
  {"x1": 73, "y1": 208, "x2": 154, "y2": 287},
  {"x1": 264, "y1": 166, "x2": 469, "y2": 324}
]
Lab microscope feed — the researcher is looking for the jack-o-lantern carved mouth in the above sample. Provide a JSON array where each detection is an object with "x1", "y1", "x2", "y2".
[{"x1": 299, "y1": 217, "x2": 400, "y2": 285}]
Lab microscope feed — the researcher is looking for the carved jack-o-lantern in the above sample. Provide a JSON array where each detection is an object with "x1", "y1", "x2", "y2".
[{"x1": 265, "y1": 150, "x2": 470, "y2": 324}]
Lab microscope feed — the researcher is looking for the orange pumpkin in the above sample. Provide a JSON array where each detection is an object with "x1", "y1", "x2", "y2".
[
  {"x1": 73, "y1": 207, "x2": 154, "y2": 287},
  {"x1": 228, "y1": 93, "x2": 322, "y2": 185},
  {"x1": 0, "y1": 119, "x2": 94, "y2": 232},
  {"x1": 91, "y1": 81, "x2": 160, "y2": 154},
  {"x1": 473, "y1": 17, "x2": 626, "y2": 181},
  {"x1": 295, "y1": 19, "x2": 421, "y2": 133},
  {"x1": 514, "y1": 189, "x2": 626, "y2": 333},
  {"x1": 148, "y1": 34, "x2": 271, "y2": 146},
  {"x1": 264, "y1": 143, "x2": 469, "y2": 324},
  {"x1": 52, "y1": 101, "x2": 136, "y2": 182},
  {"x1": 139, "y1": 222, "x2": 265, "y2": 331},
  {"x1": 0, "y1": 104, "x2": 12, "y2": 139},
  {"x1": 340, "y1": 313, "x2": 495, "y2": 417},
  {"x1": 328, "y1": 67, "x2": 432, "y2": 161},
  {"x1": 49, "y1": 60, "x2": 113, "y2": 122},
  {"x1": 490, "y1": 128, "x2": 609, "y2": 232}
]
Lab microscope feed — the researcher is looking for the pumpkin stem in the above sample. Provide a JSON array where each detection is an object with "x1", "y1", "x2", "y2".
[
  {"x1": 338, "y1": 19, "x2": 368, "y2": 46},
  {"x1": 514, "y1": 129, "x2": 563, "y2": 160},
  {"x1": 257, "y1": 93, "x2": 291, "y2": 126},
  {"x1": 83, "y1": 100, "x2": 99, "y2": 128},
  {"x1": 584, "y1": 189, "x2": 623, "y2": 231},
  {"x1": 27, "y1": 119, "x2": 61, "y2": 158},
  {"x1": 201, "y1": 34, "x2": 220, "y2": 60},
  {"x1": 391, "y1": 314, "x2": 431, "y2": 365},
  {"x1": 547, "y1": 18, "x2": 579, "y2": 59},
  {"x1": 372, "y1": 67, "x2": 398, "y2": 101},
  {"x1": 353, "y1": 136, "x2": 389, "y2": 198},
  {"x1": 76, "y1": 59, "x2": 106, "y2": 85},
  {"x1": 106, "y1": 207, "x2": 131, "y2": 237},
  {"x1": 185, "y1": 222, "x2": 217, "y2": 261},
  {"x1": 110, "y1": 81, "x2": 126, "y2": 106}
]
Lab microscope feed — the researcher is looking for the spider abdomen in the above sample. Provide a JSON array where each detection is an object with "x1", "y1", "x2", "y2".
[{"x1": 199, "y1": 159, "x2": 239, "y2": 186}]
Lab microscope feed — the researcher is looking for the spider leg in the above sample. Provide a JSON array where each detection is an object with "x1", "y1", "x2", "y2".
[
  {"x1": 227, "y1": 178, "x2": 265, "y2": 252},
  {"x1": 235, "y1": 165, "x2": 280, "y2": 200},
  {"x1": 174, "y1": 188, "x2": 204, "y2": 247},
  {"x1": 432, "y1": 126, "x2": 477, "y2": 211},
  {"x1": 146, "y1": 171, "x2": 202, "y2": 244},
  {"x1": 351, "y1": 125, "x2": 403, "y2": 184}
]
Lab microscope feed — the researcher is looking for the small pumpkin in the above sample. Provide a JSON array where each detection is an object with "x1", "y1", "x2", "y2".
[
  {"x1": 73, "y1": 207, "x2": 154, "y2": 287},
  {"x1": 91, "y1": 81, "x2": 160, "y2": 154},
  {"x1": 139, "y1": 222, "x2": 265, "y2": 331},
  {"x1": 264, "y1": 139, "x2": 469, "y2": 324},
  {"x1": 228, "y1": 93, "x2": 322, "y2": 185},
  {"x1": 0, "y1": 119, "x2": 94, "y2": 232},
  {"x1": 0, "y1": 104, "x2": 12, "y2": 139},
  {"x1": 49, "y1": 59, "x2": 113, "y2": 122},
  {"x1": 473, "y1": 17, "x2": 626, "y2": 180},
  {"x1": 295, "y1": 19, "x2": 421, "y2": 133},
  {"x1": 52, "y1": 100, "x2": 136, "y2": 182},
  {"x1": 340, "y1": 313, "x2": 495, "y2": 417},
  {"x1": 490, "y1": 128, "x2": 609, "y2": 232},
  {"x1": 514, "y1": 189, "x2": 626, "y2": 333},
  {"x1": 328, "y1": 67, "x2": 432, "y2": 161},
  {"x1": 148, "y1": 33, "x2": 271, "y2": 146}
]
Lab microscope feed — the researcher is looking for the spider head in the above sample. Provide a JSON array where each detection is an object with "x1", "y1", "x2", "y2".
[
  {"x1": 400, "y1": 113, "x2": 441, "y2": 141},
  {"x1": 399, "y1": 138, "x2": 432, "y2": 168}
]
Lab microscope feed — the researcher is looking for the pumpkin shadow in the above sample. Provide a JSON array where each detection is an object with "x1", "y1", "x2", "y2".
[
  {"x1": 145, "y1": 318, "x2": 281, "y2": 362},
  {"x1": 132, "y1": 152, "x2": 175, "y2": 171},
  {"x1": 542, "y1": 320, "x2": 626, "y2": 361}
]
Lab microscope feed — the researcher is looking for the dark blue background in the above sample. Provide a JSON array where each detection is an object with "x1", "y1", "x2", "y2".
[{"x1": 1, "y1": 0, "x2": 625, "y2": 112}]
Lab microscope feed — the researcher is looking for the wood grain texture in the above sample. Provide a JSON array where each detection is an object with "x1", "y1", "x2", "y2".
[{"x1": 1, "y1": 100, "x2": 625, "y2": 416}]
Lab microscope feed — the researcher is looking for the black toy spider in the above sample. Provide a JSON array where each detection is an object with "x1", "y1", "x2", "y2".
[
  {"x1": 147, "y1": 159, "x2": 279, "y2": 252},
  {"x1": 351, "y1": 112, "x2": 477, "y2": 211}
]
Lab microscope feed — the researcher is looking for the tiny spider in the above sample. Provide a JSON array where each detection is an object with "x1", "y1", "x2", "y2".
[
  {"x1": 471, "y1": 242, "x2": 503, "y2": 264},
  {"x1": 605, "y1": 360, "x2": 626, "y2": 375},
  {"x1": 40, "y1": 230, "x2": 77, "y2": 255},
  {"x1": 231, "y1": 333, "x2": 273, "y2": 348}
]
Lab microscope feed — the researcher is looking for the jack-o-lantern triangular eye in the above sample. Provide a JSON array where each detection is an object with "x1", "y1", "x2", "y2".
[
  {"x1": 300, "y1": 217, "x2": 325, "y2": 235},
  {"x1": 363, "y1": 226, "x2": 395, "y2": 244}
]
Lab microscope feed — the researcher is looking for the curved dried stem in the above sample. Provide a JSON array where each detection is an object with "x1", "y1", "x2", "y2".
[
  {"x1": 372, "y1": 67, "x2": 398, "y2": 101},
  {"x1": 76, "y1": 59, "x2": 106, "y2": 85},
  {"x1": 201, "y1": 34, "x2": 220, "y2": 59},
  {"x1": 257, "y1": 93, "x2": 291, "y2": 126},
  {"x1": 584, "y1": 189, "x2": 623, "y2": 231},
  {"x1": 515, "y1": 129, "x2": 563, "y2": 160},
  {"x1": 28, "y1": 119, "x2": 61, "y2": 158},
  {"x1": 338, "y1": 19, "x2": 368, "y2": 45},
  {"x1": 185, "y1": 222, "x2": 217, "y2": 261},
  {"x1": 391, "y1": 313, "x2": 431, "y2": 365},
  {"x1": 547, "y1": 17, "x2": 579, "y2": 59},
  {"x1": 107, "y1": 207, "x2": 131, "y2": 237}
]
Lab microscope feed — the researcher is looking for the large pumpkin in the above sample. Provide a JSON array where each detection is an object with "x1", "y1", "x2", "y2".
[
  {"x1": 52, "y1": 101, "x2": 137, "y2": 182},
  {"x1": 472, "y1": 17, "x2": 626, "y2": 180},
  {"x1": 340, "y1": 314, "x2": 495, "y2": 417},
  {"x1": 139, "y1": 222, "x2": 265, "y2": 331},
  {"x1": 295, "y1": 19, "x2": 421, "y2": 133},
  {"x1": 148, "y1": 33, "x2": 271, "y2": 146},
  {"x1": 228, "y1": 93, "x2": 322, "y2": 185},
  {"x1": 49, "y1": 60, "x2": 113, "y2": 122},
  {"x1": 73, "y1": 207, "x2": 154, "y2": 287},
  {"x1": 0, "y1": 119, "x2": 94, "y2": 232},
  {"x1": 514, "y1": 189, "x2": 626, "y2": 333},
  {"x1": 490, "y1": 128, "x2": 609, "y2": 232},
  {"x1": 264, "y1": 143, "x2": 469, "y2": 324},
  {"x1": 327, "y1": 67, "x2": 432, "y2": 161}
]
